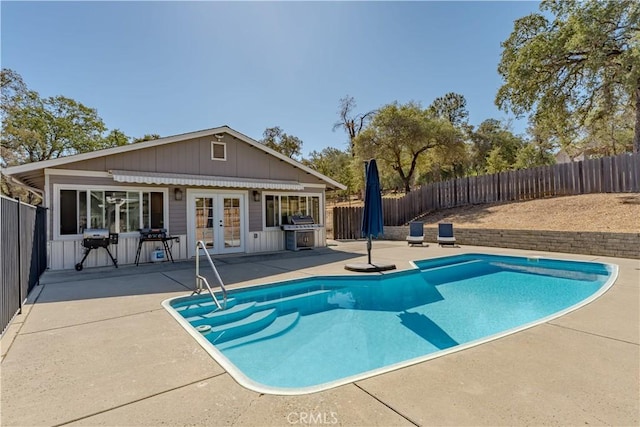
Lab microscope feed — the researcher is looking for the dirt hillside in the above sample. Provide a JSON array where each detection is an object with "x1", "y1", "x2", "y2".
[{"x1": 415, "y1": 193, "x2": 640, "y2": 233}]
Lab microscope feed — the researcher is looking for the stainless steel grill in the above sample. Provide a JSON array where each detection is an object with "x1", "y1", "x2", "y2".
[
  {"x1": 280, "y1": 215, "x2": 323, "y2": 230},
  {"x1": 281, "y1": 215, "x2": 321, "y2": 250},
  {"x1": 75, "y1": 229, "x2": 118, "y2": 271}
]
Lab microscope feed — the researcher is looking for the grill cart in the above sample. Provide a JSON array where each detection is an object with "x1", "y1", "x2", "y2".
[
  {"x1": 75, "y1": 229, "x2": 118, "y2": 271},
  {"x1": 134, "y1": 228, "x2": 175, "y2": 266}
]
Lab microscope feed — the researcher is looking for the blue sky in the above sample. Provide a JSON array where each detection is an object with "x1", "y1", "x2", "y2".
[{"x1": 1, "y1": 1, "x2": 541, "y2": 157}]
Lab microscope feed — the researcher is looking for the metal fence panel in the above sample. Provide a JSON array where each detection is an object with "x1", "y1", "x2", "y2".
[{"x1": 0, "y1": 196, "x2": 47, "y2": 336}]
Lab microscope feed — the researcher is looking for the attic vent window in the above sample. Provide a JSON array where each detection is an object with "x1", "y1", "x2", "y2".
[{"x1": 211, "y1": 142, "x2": 226, "y2": 161}]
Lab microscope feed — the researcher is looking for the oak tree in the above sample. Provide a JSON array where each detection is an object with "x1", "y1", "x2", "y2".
[
  {"x1": 354, "y1": 102, "x2": 461, "y2": 193},
  {"x1": 1, "y1": 69, "x2": 130, "y2": 166},
  {"x1": 260, "y1": 126, "x2": 303, "y2": 160},
  {"x1": 496, "y1": 0, "x2": 640, "y2": 153}
]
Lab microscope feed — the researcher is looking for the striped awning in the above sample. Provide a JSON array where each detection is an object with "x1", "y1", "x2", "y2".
[{"x1": 110, "y1": 170, "x2": 305, "y2": 190}]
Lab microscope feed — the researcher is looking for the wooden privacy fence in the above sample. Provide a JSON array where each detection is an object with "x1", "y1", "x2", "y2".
[
  {"x1": 0, "y1": 196, "x2": 47, "y2": 336},
  {"x1": 333, "y1": 152, "x2": 640, "y2": 239}
]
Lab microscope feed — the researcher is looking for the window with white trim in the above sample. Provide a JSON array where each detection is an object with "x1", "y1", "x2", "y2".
[
  {"x1": 211, "y1": 142, "x2": 226, "y2": 160},
  {"x1": 59, "y1": 189, "x2": 165, "y2": 235},
  {"x1": 264, "y1": 194, "x2": 321, "y2": 228}
]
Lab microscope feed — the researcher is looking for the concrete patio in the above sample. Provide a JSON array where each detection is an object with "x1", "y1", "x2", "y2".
[{"x1": 1, "y1": 241, "x2": 638, "y2": 426}]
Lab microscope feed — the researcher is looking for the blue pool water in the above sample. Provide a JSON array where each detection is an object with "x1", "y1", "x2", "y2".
[{"x1": 164, "y1": 253, "x2": 616, "y2": 394}]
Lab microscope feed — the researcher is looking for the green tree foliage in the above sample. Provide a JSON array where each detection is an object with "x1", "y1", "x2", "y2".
[
  {"x1": 583, "y1": 103, "x2": 635, "y2": 156},
  {"x1": 260, "y1": 126, "x2": 303, "y2": 160},
  {"x1": 1, "y1": 69, "x2": 134, "y2": 200},
  {"x1": 421, "y1": 92, "x2": 473, "y2": 181},
  {"x1": 1, "y1": 69, "x2": 37, "y2": 168},
  {"x1": 469, "y1": 119, "x2": 525, "y2": 174},
  {"x1": 1, "y1": 71, "x2": 42, "y2": 200},
  {"x1": 132, "y1": 134, "x2": 161, "y2": 143},
  {"x1": 0, "y1": 68, "x2": 29, "y2": 118},
  {"x1": 428, "y1": 92, "x2": 469, "y2": 127},
  {"x1": 496, "y1": 0, "x2": 640, "y2": 153},
  {"x1": 303, "y1": 147, "x2": 355, "y2": 199},
  {"x1": 513, "y1": 143, "x2": 556, "y2": 170},
  {"x1": 485, "y1": 146, "x2": 511, "y2": 173},
  {"x1": 3, "y1": 93, "x2": 108, "y2": 163},
  {"x1": 418, "y1": 140, "x2": 470, "y2": 183},
  {"x1": 103, "y1": 129, "x2": 130, "y2": 147},
  {"x1": 354, "y1": 101, "x2": 462, "y2": 193},
  {"x1": 1, "y1": 69, "x2": 130, "y2": 166},
  {"x1": 332, "y1": 95, "x2": 375, "y2": 157}
]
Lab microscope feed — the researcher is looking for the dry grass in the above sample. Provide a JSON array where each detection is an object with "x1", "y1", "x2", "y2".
[
  {"x1": 328, "y1": 193, "x2": 640, "y2": 233},
  {"x1": 416, "y1": 193, "x2": 640, "y2": 233}
]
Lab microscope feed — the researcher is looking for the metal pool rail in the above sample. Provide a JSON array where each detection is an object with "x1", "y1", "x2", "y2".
[{"x1": 194, "y1": 240, "x2": 227, "y2": 310}]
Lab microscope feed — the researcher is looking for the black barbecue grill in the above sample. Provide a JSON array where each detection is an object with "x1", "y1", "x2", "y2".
[
  {"x1": 75, "y1": 229, "x2": 118, "y2": 271},
  {"x1": 134, "y1": 228, "x2": 176, "y2": 266},
  {"x1": 281, "y1": 215, "x2": 322, "y2": 250}
]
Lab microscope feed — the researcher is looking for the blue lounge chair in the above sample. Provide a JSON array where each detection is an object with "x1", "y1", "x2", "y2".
[
  {"x1": 437, "y1": 223, "x2": 456, "y2": 247},
  {"x1": 406, "y1": 222, "x2": 425, "y2": 246}
]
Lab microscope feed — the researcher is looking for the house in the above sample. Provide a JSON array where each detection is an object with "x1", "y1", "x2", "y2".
[{"x1": 2, "y1": 126, "x2": 346, "y2": 270}]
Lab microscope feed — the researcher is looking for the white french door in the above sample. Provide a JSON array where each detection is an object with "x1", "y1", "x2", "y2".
[{"x1": 187, "y1": 191, "x2": 245, "y2": 257}]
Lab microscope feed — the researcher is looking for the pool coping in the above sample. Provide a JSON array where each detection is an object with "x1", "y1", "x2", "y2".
[{"x1": 161, "y1": 251, "x2": 619, "y2": 396}]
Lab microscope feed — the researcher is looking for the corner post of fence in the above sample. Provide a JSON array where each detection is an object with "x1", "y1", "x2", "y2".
[
  {"x1": 15, "y1": 198, "x2": 22, "y2": 314},
  {"x1": 36, "y1": 209, "x2": 41, "y2": 286}
]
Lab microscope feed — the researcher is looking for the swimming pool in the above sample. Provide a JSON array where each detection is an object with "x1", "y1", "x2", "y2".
[{"x1": 163, "y1": 253, "x2": 617, "y2": 395}]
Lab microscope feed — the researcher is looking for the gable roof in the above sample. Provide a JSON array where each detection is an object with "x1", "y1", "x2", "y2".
[{"x1": 2, "y1": 125, "x2": 346, "y2": 190}]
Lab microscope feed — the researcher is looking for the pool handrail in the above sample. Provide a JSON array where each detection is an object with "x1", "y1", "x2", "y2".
[{"x1": 194, "y1": 240, "x2": 227, "y2": 310}]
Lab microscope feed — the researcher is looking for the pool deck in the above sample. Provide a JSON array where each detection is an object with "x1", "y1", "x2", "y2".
[{"x1": 1, "y1": 241, "x2": 638, "y2": 426}]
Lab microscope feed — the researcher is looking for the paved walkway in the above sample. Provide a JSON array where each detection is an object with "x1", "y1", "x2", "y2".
[{"x1": 1, "y1": 241, "x2": 638, "y2": 426}]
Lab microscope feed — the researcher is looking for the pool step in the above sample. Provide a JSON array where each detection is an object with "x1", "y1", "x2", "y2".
[
  {"x1": 189, "y1": 289, "x2": 334, "y2": 346},
  {"x1": 188, "y1": 302, "x2": 257, "y2": 327},
  {"x1": 174, "y1": 297, "x2": 237, "y2": 316},
  {"x1": 233, "y1": 283, "x2": 333, "y2": 305},
  {"x1": 206, "y1": 308, "x2": 278, "y2": 344},
  {"x1": 421, "y1": 260, "x2": 497, "y2": 286},
  {"x1": 255, "y1": 289, "x2": 333, "y2": 315},
  {"x1": 217, "y1": 311, "x2": 300, "y2": 351}
]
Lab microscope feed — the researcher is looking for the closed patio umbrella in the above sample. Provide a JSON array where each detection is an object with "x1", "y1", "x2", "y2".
[
  {"x1": 362, "y1": 159, "x2": 383, "y2": 264},
  {"x1": 345, "y1": 159, "x2": 396, "y2": 272}
]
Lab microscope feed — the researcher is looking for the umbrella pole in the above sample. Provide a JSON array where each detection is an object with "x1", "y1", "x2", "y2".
[{"x1": 367, "y1": 235, "x2": 372, "y2": 265}]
